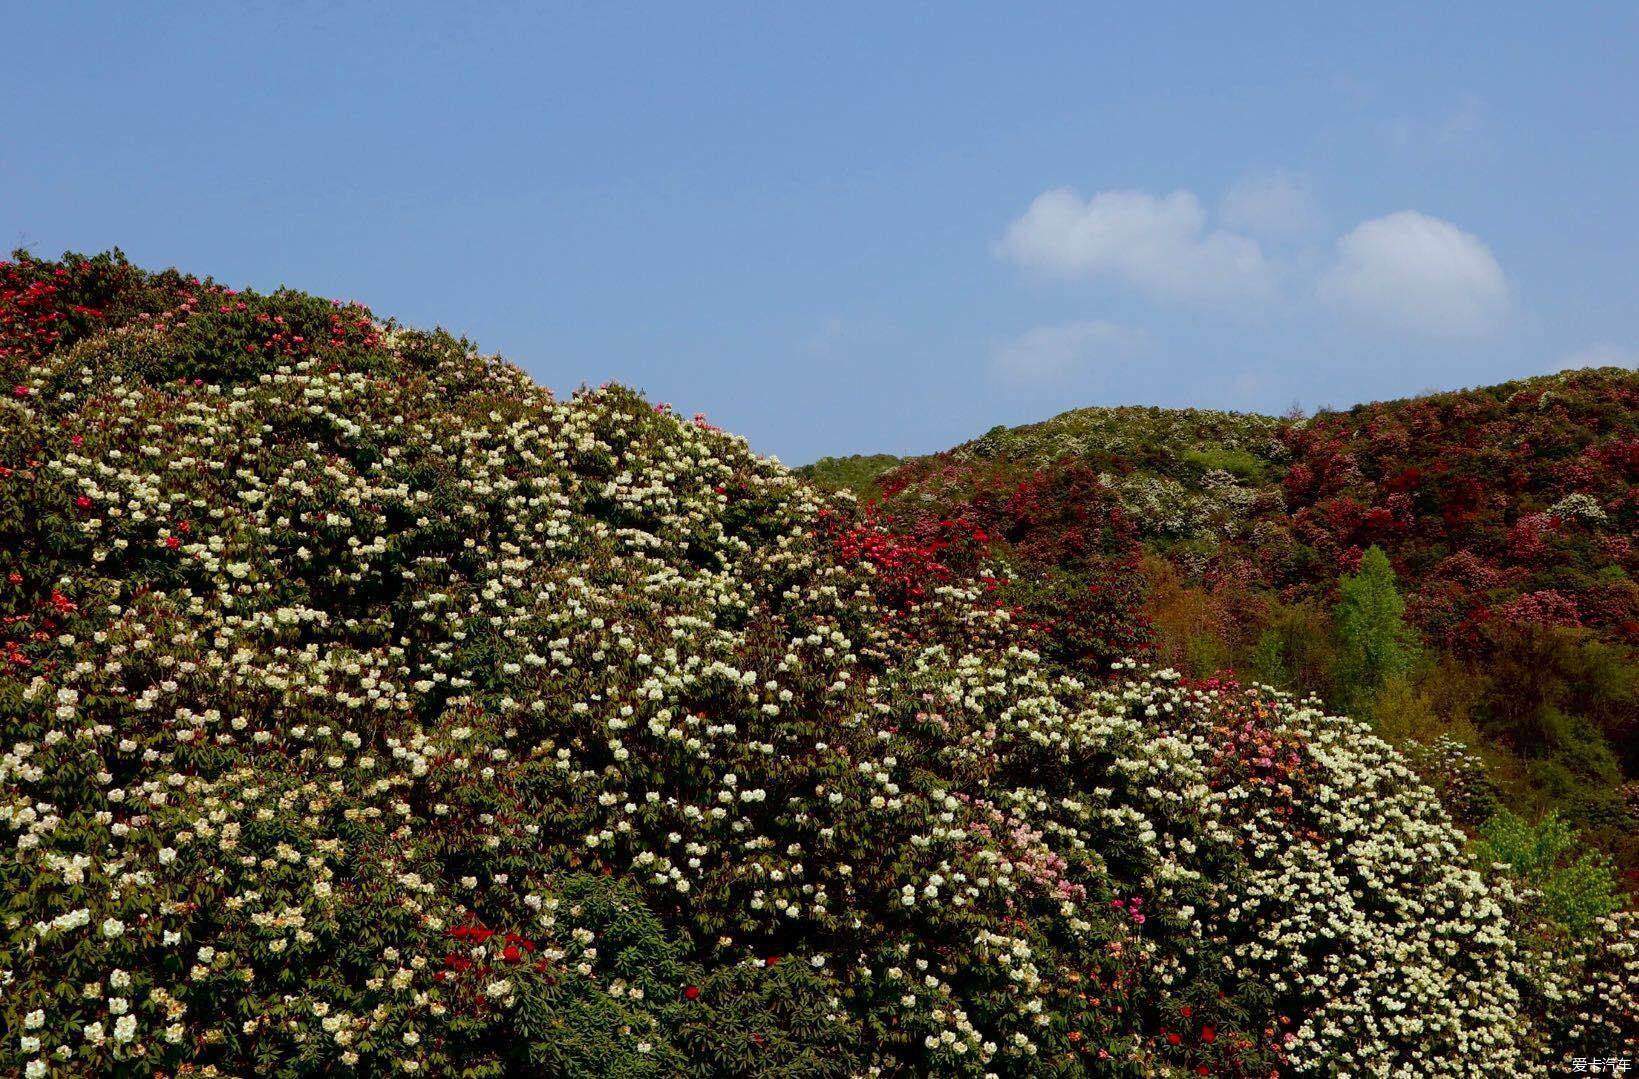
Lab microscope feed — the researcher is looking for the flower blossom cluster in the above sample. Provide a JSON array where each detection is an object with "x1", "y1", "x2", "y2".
[{"x1": 0, "y1": 253, "x2": 1631, "y2": 1075}]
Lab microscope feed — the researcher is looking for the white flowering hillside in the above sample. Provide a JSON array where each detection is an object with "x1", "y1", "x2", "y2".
[{"x1": 0, "y1": 254, "x2": 1632, "y2": 1076}]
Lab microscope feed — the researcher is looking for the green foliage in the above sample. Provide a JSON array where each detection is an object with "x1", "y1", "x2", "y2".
[
  {"x1": 1333, "y1": 546, "x2": 1419, "y2": 709},
  {"x1": 1181, "y1": 444, "x2": 1269, "y2": 483},
  {"x1": 1247, "y1": 627, "x2": 1290, "y2": 688},
  {"x1": 1481, "y1": 624, "x2": 1638, "y2": 770},
  {"x1": 794, "y1": 454, "x2": 902, "y2": 499},
  {"x1": 957, "y1": 403, "x2": 1286, "y2": 475},
  {"x1": 1366, "y1": 674, "x2": 1446, "y2": 745},
  {"x1": 1475, "y1": 811, "x2": 1623, "y2": 936},
  {"x1": 1243, "y1": 599, "x2": 1340, "y2": 701}
]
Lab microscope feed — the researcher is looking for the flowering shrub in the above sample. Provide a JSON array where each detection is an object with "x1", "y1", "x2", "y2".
[
  {"x1": 1403, "y1": 734, "x2": 1501, "y2": 826},
  {"x1": 852, "y1": 458, "x2": 1153, "y2": 670},
  {"x1": 1, "y1": 253, "x2": 1631, "y2": 1075},
  {"x1": 1279, "y1": 374, "x2": 1638, "y2": 649},
  {"x1": 836, "y1": 368, "x2": 1639, "y2": 884}
]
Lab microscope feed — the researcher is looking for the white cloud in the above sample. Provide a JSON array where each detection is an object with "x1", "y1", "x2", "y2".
[
  {"x1": 991, "y1": 321, "x2": 1147, "y2": 383},
  {"x1": 1554, "y1": 343, "x2": 1638, "y2": 372},
  {"x1": 1319, "y1": 211, "x2": 1508, "y2": 337},
  {"x1": 1220, "y1": 171, "x2": 1323, "y2": 240},
  {"x1": 997, "y1": 188, "x2": 1273, "y2": 304}
]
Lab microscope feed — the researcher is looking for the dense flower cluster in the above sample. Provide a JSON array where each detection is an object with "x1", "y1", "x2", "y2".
[
  {"x1": 858, "y1": 458, "x2": 1153, "y2": 670},
  {"x1": 1401, "y1": 734, "x2": 1501, "y2": 827},
  {"x1": 825, "y1": 376, "x2": 1637, "y2": 651},
  {"x1": 1278, "y1": 373, "x2": 1638, "y2": 649},
  {"x1": 1, "y1": 253, "x2": 1631, "y2": 1075}
]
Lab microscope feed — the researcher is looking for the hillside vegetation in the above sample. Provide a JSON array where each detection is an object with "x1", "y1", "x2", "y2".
[
  {"x1": 2, "y1": 252, "x2": 1634, "y2": 1076},
  {"x1": 805, "y1": 368, "x2": 1639, "y2": 889}
]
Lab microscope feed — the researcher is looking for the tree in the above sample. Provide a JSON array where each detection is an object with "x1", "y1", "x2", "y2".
[{"x1": 1334, "y1": 545, "x2": 1418, "y2": 706}]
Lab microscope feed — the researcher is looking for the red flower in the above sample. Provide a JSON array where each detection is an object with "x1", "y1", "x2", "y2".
[
  {"x1": 1201, "y1": 1025, "x2": 1216, "y2": 1044},
  {"x1": 682, "y1": 984, "x2": 701, "y2": 1001},
  {"x1": 75, "y1": 495, "x2": 92, "y2": 509},
  {"x1": 502, "y1": 944, "x2": 521, "y2": 963},
  {"x1": 165, "y1": 535, "x2": 181, "y2": 550}
]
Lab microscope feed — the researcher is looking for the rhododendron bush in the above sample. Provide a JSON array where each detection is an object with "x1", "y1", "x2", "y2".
[
  {"x1": 1, "y1": 253, "x2": 1633, "y2": 1076},
  {"x1": 811, "y1": 365, "x2": 1639, "y2": 884}
]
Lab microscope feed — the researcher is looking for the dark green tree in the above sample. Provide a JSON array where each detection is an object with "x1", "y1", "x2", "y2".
[{"x1": 1334, "y1": 545, "x2": 1418, "y2": 706}]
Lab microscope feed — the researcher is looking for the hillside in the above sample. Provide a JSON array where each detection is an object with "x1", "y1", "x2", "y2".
[
  {"x1": 2, "y1": 251, "x2": 1635, "y2": 1076},
  {"x1": 804, "y1": 370, "x2": 1639, "y2": 886}
]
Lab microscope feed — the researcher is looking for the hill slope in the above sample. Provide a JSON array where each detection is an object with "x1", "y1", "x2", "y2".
[
  {"x1": 804, "y1": 370, "x2": 1639, "y2": 883},
  {"x1": 2, "y1": 252, "x2": 1634, "y2": 1075}
]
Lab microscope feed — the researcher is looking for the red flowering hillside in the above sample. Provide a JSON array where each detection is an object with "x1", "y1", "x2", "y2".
[
  {"x1": 807, "y1": 369, "x2": 1639, "y2": 883},
  {"x1": 6, "y1": 250, "x2": 1633, "y2": 1075},
  {"x1": 822, "y1": 458, "x2": 1154, "y2": 671},
  {"x1": 1276, "y1": 370, "x2": 1637, "y2": 650}
]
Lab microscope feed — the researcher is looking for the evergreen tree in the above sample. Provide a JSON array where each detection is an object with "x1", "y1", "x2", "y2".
[{"x1": 1334, "y1": 545, "x2": 1418, "y2": 703}]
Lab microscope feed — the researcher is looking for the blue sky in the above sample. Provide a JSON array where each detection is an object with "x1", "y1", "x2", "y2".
[{"x1": 4, "y1": 3, "x2": 1636, "y2": 463}]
